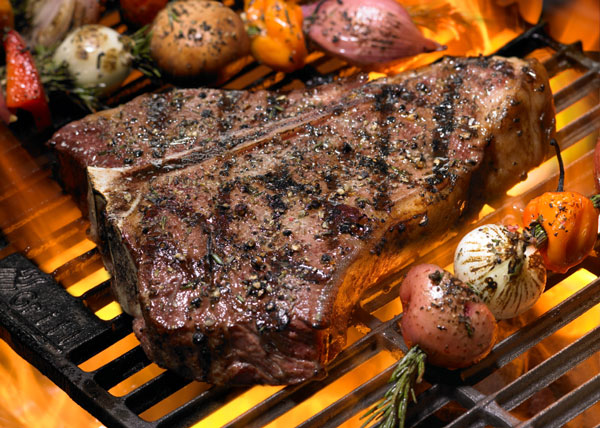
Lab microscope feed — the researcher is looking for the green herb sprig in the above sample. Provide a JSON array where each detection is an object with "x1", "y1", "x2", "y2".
[
  {"x1": 33, "y1": 44, "x2": 102, "y2": 111},
  {"x1": 130, "y1": 26, "x2": 161, "y2": 79},
  {"x1": 360, "y1": 346, "x2": 426, "y2": 428}
]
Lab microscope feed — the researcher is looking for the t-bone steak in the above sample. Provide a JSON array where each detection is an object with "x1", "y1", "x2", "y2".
[
  {"x1": 55, "y1": 56, "x2": 555, "y2": 385},
  {"x1": 48, "y1": 75, "x2": 368, "y2": 213}
]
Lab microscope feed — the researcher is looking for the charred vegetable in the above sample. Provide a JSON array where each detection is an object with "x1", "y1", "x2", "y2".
[
  {"x1": 454, "y1": 224, "x2": 546, "y2": 319},
  {"x1": 23, "y1": 0, "x2": 102, "y2": 47},
  {"x1": 302, "y1": 0, "x2": 444, "y2": 66},
  {"x1": 362, "y1": 265, "x2": 497, "y2": 428},
  {"x1": 399, "y1": 264, "x2": 497, "y2": 368},
  {"x1": 150, "y1": 0, "x2": 249, "y2": 81},
  {"x1": 4, "y1": 30, "x2": 51, "y2": 131},
  {"x1": 244, "y1": 0, "x2": 307, "y2": 72},
  {"x1": 523, "y1": 140, "x2": 600, "y2": 273},
  {"x1": 53, "y1": 25, "x2": 135, "y2": 97},
  {"x1": 119, "y1": 0, "x2": 168, "y2": 28}
]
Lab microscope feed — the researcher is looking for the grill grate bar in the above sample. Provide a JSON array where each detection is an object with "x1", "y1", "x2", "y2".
[
  {"x1": 553, "y1": 69, "x2": 599, "y2": 113},
  {"x1": 557, "y1": 102, "x2": 600, "y2": 149},
  {"x1": 94, "y1": 346, "x2": 151, "y2": 390},
  {"x1": 450, "y1": 385, "x2": 521, "y2": 428},
  {"x1": 516, "y1": 373, "x2": 600, "y2": 428},
  {"x1": 296, "y1": 362, "x2": 399, "y2": 428},
  {"x1": 77, "y1": 279, "x2": 111, "y2": 302},
  {"x1": 67, "y1": 313, "x2": 132, "y2": 365},
  {"x1": 155, "y1": 386, "x2": 246, "y2": 428},
  {"x1": 541, "y1": 50, "x2": 575, "y2": 79},
  {"x1": 499, "y1": 325, "x2": 600, "y2": 411},
  {"x1": 446, "y1": 325, "x2": 600, "y2": 427},
  {"x1": 124, "y1": 370, "x2": 193, "y2": 414},
  {"x1": 461, "y1": 276, "x2": 600, "y2": 383}
]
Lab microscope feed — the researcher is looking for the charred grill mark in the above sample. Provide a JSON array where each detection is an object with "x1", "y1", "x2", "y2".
[
  {"x1": 258, "y1": 168, "x2": 305, "y2": 193},
  {"x1": 432, "y1": 74, "x2": 461, "y2": 158},
  {"x1": 324, "y1": 203, "x2": 371, "y2": 238}
]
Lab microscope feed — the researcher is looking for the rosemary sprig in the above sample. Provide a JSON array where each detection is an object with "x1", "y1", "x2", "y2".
[
  {"x1": 361, "y1": 346, "x2": 426, "y2": 428},
  {"x1": 129, "y1": 26, "x2": 161, "y2": 79}
]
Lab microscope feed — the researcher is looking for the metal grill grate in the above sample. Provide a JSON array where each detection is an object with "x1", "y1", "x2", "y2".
[{"x1": 0, "y1": 23, "x2": 599, "y2": 428}]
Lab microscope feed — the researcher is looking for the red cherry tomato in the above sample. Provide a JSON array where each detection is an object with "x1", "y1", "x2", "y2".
[
  {"x1": 4, "y1": 30, "x2": 51, "y2": 131},
  {"x1": 120, "y1": 0, "x2": 168, "y2": 28}
]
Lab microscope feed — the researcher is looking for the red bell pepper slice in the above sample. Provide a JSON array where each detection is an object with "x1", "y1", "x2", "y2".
[{"x1": 4, "y1": 30, "x2": 51, "y2": 131}]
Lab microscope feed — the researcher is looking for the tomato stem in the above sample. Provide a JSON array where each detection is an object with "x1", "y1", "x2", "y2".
[
  {"x1": 550, "y1": 139, "x2": 564, "y2": 192},
  {"x1": 591, "y1": 194, "x2": 600, "y2": 209}
]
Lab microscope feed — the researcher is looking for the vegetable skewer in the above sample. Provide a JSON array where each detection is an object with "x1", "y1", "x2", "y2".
[
  {"x1": 362, "y1": 138, "x2": 600, "y2": 428},
  {"x1": 0, "y1": 25, "x2": 157, "y2": 121},
  {"x1": 361, "y1": 265, "x2": 498, "y2": 428}
]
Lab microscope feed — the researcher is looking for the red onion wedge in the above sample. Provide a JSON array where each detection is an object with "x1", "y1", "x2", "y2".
[{"x1": 302, "y1": 0, "x2": 445, "y2": 66}]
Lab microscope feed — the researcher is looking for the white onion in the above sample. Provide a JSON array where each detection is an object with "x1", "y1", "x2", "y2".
[
  {"x1": 53, "y1": 25, "x2": 133, "y2": 97},
  {"x1": 454, "y1": 224, "x2": 546, "y2": 319}
]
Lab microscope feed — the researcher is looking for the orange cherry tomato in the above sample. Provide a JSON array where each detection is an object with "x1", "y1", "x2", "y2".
[
  {"x1": 523, "y1": 191, "x2": 598, "y2": 273},
  {"x1": 244, "y1": 0, "x2": 307, "y2": 72}
]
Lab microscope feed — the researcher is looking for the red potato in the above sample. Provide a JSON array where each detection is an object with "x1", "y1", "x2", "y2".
[{"x1": 400, "y1": 264, "x2": 497, "y2": 369}]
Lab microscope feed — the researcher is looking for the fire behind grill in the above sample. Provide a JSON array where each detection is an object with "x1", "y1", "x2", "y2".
[{"x1": 0, "y1": 24, "x2": 599, "y2": 428}]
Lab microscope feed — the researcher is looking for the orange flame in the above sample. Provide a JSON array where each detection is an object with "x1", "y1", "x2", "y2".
[{"x1": 0, "y1": 0, "x2": 598, "y2": 426}]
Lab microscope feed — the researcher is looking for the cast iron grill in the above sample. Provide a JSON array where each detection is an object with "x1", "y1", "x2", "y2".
[{"x1": 0, "y1": 23, "x2": 599, "y2": 428}]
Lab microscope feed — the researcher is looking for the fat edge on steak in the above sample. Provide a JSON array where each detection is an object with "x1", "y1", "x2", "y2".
[{"x1": 86, "y1": 56, "x2": 555, "y2": 385}]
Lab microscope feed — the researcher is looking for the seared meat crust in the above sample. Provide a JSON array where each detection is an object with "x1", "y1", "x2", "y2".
[
  {"x1": 82, "y1": 56, "x2": 553, "y2": 385},
  {"x1": 48, "y1": 76, "x2": 368, "y2": 212}
]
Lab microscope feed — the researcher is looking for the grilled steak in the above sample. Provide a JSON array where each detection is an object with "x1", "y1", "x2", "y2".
[
  {"x1": 68, "y1": 56, "x2": 554, "y2": 385},
  {"x1": 48, "y1": 76, "x2": 368, "y2": 212}
]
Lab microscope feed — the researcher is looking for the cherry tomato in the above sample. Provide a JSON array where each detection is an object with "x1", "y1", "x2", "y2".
[
  {"x1": 244, "y1": 0, "x2": 307, "y2": 72},
  {"x1": 120, "y1": 0, "x2": 168, "y2": 28},
  {"x1": 523, "y1": 191, "x2": 598, "y2": 273},
  {"x1": 4, "y1": 30, "x2": 51, "y2": 131}
]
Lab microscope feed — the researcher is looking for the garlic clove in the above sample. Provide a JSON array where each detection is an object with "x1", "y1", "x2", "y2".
[{"x1": 454, "y1": 224, "x2": 546, "y2": 319}]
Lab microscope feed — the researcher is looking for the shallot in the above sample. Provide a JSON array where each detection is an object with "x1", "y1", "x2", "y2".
[
  {"x1": 25, "y1": 0, "x2": 102, "y2": 47},
  {"x1": 454, "y1": 224, "x2": 546, "y2": 319},
  {"x1": 302, "y1": 0, "x2": 444, "y2": 66}
]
